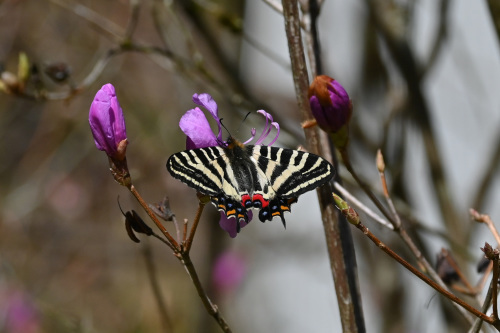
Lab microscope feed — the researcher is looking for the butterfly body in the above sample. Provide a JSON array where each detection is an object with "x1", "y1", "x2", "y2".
[{"x1": 167, "y1": 137, "x2": 334, "y2": 231}]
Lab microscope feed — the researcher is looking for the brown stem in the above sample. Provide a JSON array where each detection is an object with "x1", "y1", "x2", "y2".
[
  {"x1": 142, "y1": 243, "x2": 173, "y2": 332},
  {"x1": 341, "y1": 149, "x2": 398, "y2": 228},
  {"x1": 470, "y1": 278, "x2": 495, "y2": 333},
  {"x1": 185, "y1": 202, "x2": 206, "y2": 253},
  {"x1": 493, "y1": 258, "x2": 499, "y2": 321},
  {"x1": 179, "y1": 252, "x2": 232, "y2": 333},
  {"x1": 440, "y1": 249, "x2": 474, "y2": 292},
  {"x1": 124, "y1": 0, "x2": 141, "y2": 42},
  {"x1": 281, "y1": 0, "x2": 364, "y2": 332},
  {"x1": 182, "y1": 218, "x2": 188, "y2": 244},
  {"x1": 376, "y1": 150, "x2": 473, "y2": 321},
  {"x1": 355, "y1": 222, "x2": 499, "y2": 327},
  {"x1": 129, "y1": 185, "x2": 179, "y2": 251}
]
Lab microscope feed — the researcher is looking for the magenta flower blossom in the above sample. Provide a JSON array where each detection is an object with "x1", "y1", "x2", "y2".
[
  {"x1": 179, "y1": 93, "x2": 280, "y2": 237},
  {"x1": 4, "y1": 291, "x2": 41, "y2": 333},
  {"x1": 219, "y1": 212, "x2": 249, "y2": 238},
  {"x1": 89, "y1": 83, "x2": 127, "y2": 159},
  {"x1": 180, "y1": 93, "x2": 223, "y2": 150},
  {"x1": 212, "y1": 251, "x2": 247, "y2": 294},
  {"x1": 308, "y1": 75, "x2": 351, "y2": 133}
]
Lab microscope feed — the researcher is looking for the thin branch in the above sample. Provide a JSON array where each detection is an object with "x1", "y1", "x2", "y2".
[
  {"x1": 185, "y1": 201, "x2": 206, "y2": 253},
  {"x1": 281, "y1": 0, "x2": 364, "y2": 332},
  {"x1": 333, "y1": 181, "x2": 394, "y2": 230},
  {"x1": 355, "y1": 221, "x2": 498, "y2": 327},
  {"x1": 124, "y1": 0, "x2": 141, "y2": 42},
  {"x1": 262, "y1": 0, "x2": 284, "y2": 15},
  {"x1": 50, "y1": 0, "x2": 123, "y2": 41},
  {"x1": 419, "y1": 0, "x2": 450, "y2": 79},
  {"x1": 129, "y1": 185, "x2": 179, "y2": 251},
  {"x1": 340, "y1": 148, "x2": 398, "y2": 227},
  {"x1": 471, "y1": 210, "x2": 500, "y2": 245},
  {"x1": 471, "y1": 130, "x2": 500, "y2": 211},
  {"x1": 142, "y1": 243, "x2": 173, "y2": 332},
  {"x1": 469, "y1": 278, "x2": 494, "y2": 333},
  {"x1": 372, "y1": 148, "x2": 474, "y2": 322},
  {"x1": 178, "y1": 252, "x2": 232, "y2": 332},
  {"x1": 182, "y1": 218, "x2": 188, "y2": 243},
  {"x1": 493, "y1": 261, "x2": 499, "y2": 321}
]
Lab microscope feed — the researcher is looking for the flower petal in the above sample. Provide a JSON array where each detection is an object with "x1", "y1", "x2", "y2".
[
  {"x1": 254, "y1": 110, "x2": 270, "y2": 145},
  {"x1": 218, "y1": 212, "x2": 251, "y2": 238},
  {"x1": 192, "y1": 93, "x2": 222, "y2": 141},
  {"x1": 242, "y1": 128, "x2": 257, "y2": 145},
  {"x1": 268, "y1": 122, "x2": 280, "y2": 146},
  {"x1": 179, "y1": 107, "x2": 218, "y2": 149}
]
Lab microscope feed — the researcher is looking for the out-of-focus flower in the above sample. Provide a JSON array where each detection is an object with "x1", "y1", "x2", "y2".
[
  {"x1": 4, "y1": 291, "x2": 41, "y2": 333},
  {"x1": 89, "y1": 83, "x2": 128, "y2": 160},
  {"x1": 308, "y1": 75, "x2": 352, "y2": 148},
  {"x1": 178, "y1": 93, "x2": 278, "y2": 237},
  {"x1": 212, "y1": 251, "x2": 247, "y2": 294}
]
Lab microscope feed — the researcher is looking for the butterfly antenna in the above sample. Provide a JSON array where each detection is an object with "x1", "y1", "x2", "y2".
[
  {"x1": 219, "y1": 118, "x2": 232, "y2": 138},
  {"x1": 236, "y1": 111, "x2": 252, "y2": 134}
]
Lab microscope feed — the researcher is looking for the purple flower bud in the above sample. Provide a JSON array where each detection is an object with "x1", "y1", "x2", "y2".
[
  {"x1": 308, "y1": 75, "x2": 351, "y2": 133},
  {"x1": 89, "y1": 83, "x2": 127, "y2": 159}
]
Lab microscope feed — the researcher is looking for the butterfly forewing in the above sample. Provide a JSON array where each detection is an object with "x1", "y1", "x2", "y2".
[{"x1": 167, "y1": 146, "x2": 228, "y2": 197}]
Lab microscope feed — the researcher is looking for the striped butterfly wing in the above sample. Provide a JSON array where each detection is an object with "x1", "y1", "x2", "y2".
[
  {"x1": 247, "y1": 145, "x2": 334, "y2": 223},
  {"x1": 249, "y1": 145, "x2": 334, "y2": 198},
  {"x1": 166, "y1": 145, "x2": 253, "y2": 224},
  {"x1": 167, "y1": 146, "x2": 229, "y2": 197}
]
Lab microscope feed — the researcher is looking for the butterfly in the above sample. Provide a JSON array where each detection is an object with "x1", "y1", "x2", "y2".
[{"x1": 166, "y1": 137, "x2": 334, "y2": 232}]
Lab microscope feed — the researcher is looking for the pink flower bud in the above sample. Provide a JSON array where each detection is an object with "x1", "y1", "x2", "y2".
[
  {"x1": 89, "y1": 83, "x2": 127, "y2": 160},
  {"x1": 308, "y1": 75, "x2": 352, "y2": 133}
]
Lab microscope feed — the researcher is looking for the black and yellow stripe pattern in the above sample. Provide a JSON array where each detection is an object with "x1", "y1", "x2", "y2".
[{"x1": 167, "y1": 138, "x2": 334, "y2": 231}]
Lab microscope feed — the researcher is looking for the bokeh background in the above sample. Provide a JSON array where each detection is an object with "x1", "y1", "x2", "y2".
[{"x1": 1, "y1": 0, "x2": 500, "y2": 332}]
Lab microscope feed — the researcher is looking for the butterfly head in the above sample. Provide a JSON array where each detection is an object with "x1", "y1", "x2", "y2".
[{"x1": 225, "y1": 136, "x2": 245, "y2": 149}]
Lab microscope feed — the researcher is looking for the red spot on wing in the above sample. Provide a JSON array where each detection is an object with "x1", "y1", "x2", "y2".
[
  {"x1": 252, "y1": 193, "x2": 269, "y2": 208},
  {"x1": 241, "y1": 194, "x2": 252, "y2": 208}
]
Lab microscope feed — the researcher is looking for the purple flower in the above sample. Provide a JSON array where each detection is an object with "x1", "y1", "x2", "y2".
[
  {"x1": 219, "y1": 212, "x2": 250, "y2": 238},
  {"x1": 179, "y1": 93, "x2": 279, "y2": 237},
  {"x1": 4, "y1": 291, "x2": 41, "y2": 333},
  {"x1": 308, "y1": 75, "x2": 351, "y2": 133},
  {"x1": 89, "y1": 83, "x2": 128, "y2": 160},
  {"x1": 212, "y1": 251, "x2": 247, "y2": 294}
]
